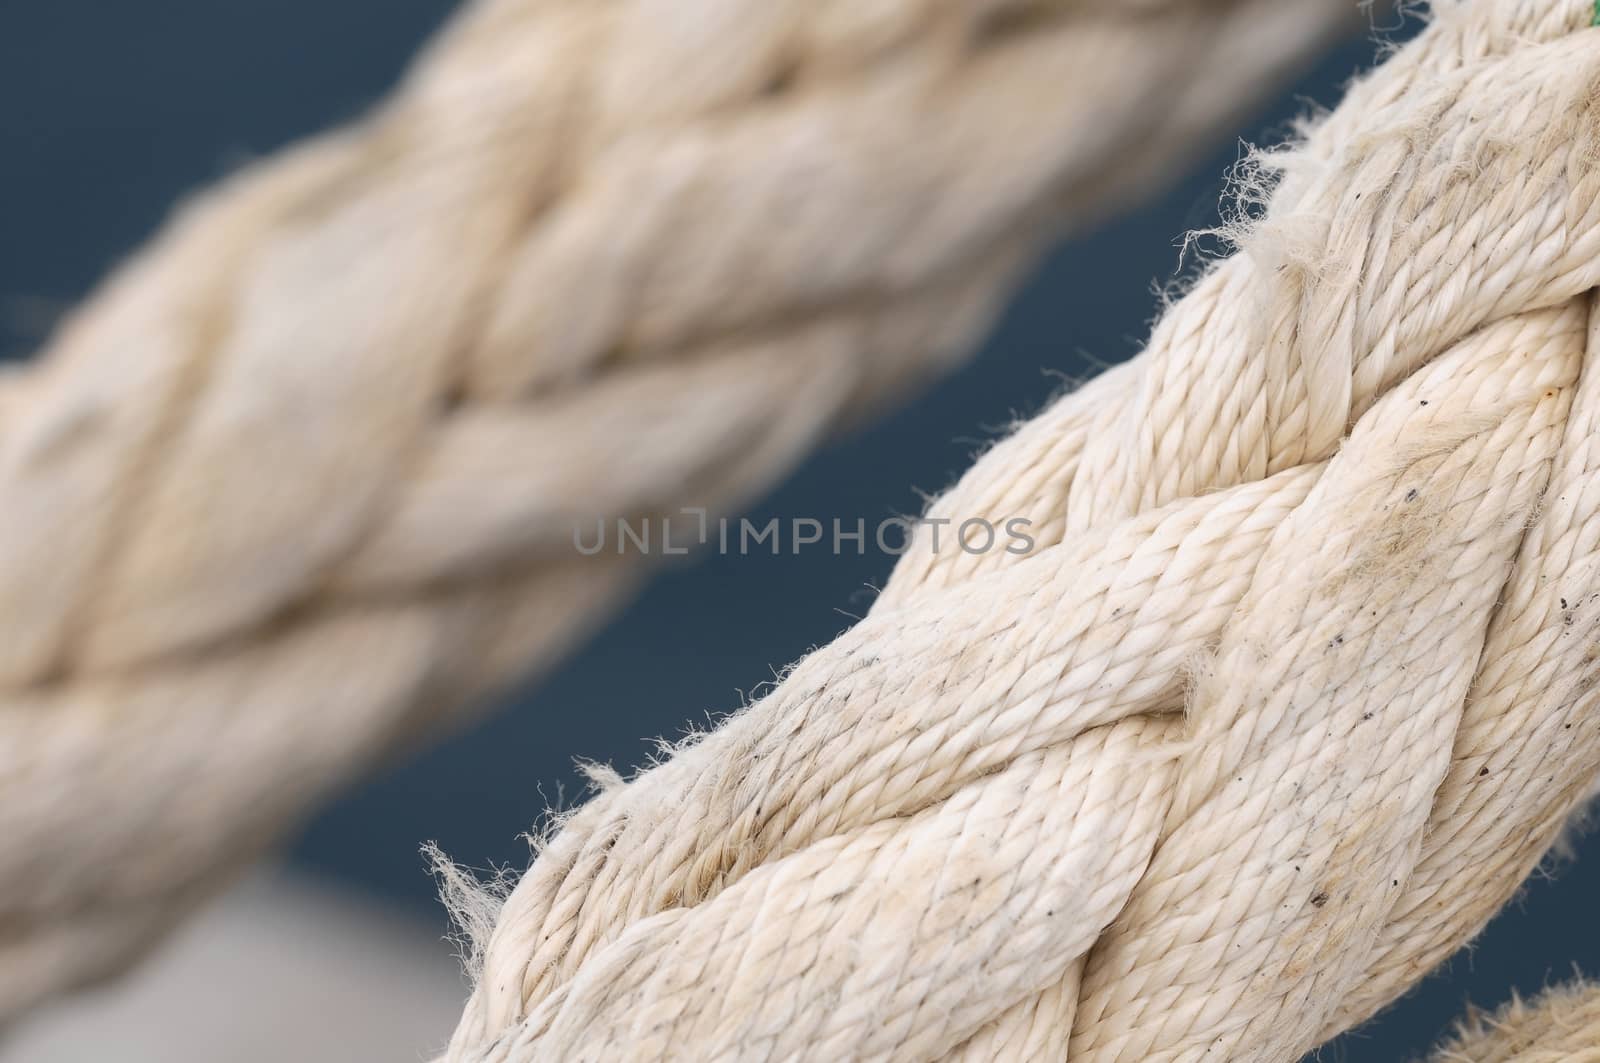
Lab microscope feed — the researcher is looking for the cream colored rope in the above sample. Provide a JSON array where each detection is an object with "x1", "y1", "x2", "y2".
[
  {"x1": 439, "y1": 2, "x2": 1600, "y2": 1058},
  {"x1": 0, "y1": 0, "x2": 1354, "y2": 1024},
  {"x1": 1431, "y1": 982, "x2": 1600, "y2": 1062}
]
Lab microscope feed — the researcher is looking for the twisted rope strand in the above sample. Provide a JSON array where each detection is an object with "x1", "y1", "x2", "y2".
[{"x1": 442, "y1": 2, "x2": 1600, "y2": 1058}]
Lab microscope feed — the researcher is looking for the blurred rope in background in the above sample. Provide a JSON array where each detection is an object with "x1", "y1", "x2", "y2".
[{"x1": 0, "y1": 0, "x2": 1356, "y2": 1028}]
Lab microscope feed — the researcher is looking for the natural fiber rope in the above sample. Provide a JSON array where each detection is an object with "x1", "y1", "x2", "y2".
[
  {"x1": 439, "y1": 2, "x2": 1600, "y2": 1059},
  {"x1": 1430, "y1": 982, "x2": 1600, "y2": 1062},
  {"x1": 0, "y1": 0, "x2": 1355, "y2": 1025}
]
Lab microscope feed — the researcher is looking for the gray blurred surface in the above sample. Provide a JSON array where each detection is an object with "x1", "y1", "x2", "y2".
[{"x1": 1, "y1": 872, "x2": 464, "y2": 1063}]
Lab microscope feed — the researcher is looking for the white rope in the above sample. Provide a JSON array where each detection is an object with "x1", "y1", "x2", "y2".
[
  {"x1": 440, "y1": 3, "x2": 1600, "y2": 1058},
  {"x1": 1431, "y1": 982, "x2": 1600, "y2": 1062},
  {"x1": 0, "y1": 0, "x2": 1353, "y2": 1023}
]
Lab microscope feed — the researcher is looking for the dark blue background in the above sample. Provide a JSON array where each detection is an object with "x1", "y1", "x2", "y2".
[{"x1": 2, "y1": 4, "x2": 1593, "y2": 1059}]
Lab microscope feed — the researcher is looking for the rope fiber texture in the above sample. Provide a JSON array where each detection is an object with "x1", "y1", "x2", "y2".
[
  {"x1": 1430, "y1": 981, "x2": 1600, "y2": 1062},
  {"x1": 0, "y1": 0, "x2": 1356, "y2": 1025},
  {"x1": 440, "y1": 2, "x2": 1600, "y2": 1059}
]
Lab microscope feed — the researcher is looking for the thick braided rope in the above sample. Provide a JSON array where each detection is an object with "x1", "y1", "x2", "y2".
[
  {"x1": 0, "y1": 0, "x2": 1355, "y2": 1023},
  {"x1": 1430, "y1": 982, "x2": 1600, "y2": 1062},
  {"x1": 441, "y1": 2, "x2": 1600, "y2": 1059}
]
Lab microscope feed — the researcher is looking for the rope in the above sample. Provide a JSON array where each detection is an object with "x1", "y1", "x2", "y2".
[
  {"x1": 439, "y1": 2, "x2": 1600, "y2": 1058},
  {"x1": 0, "y1": 0, "x2": 1354, "y2": 1024},
  {"x1": 1431, "y1": 982, "x2": 1600, "y2": 1062}
]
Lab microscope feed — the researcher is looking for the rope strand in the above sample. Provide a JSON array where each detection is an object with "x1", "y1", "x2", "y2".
[{"x1": 441, "y1": 3, "x2": 1600, "y2": 1058}]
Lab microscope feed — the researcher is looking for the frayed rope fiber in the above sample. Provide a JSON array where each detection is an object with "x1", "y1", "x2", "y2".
[
  {"x1": 1430, "y1": 981, "x2": 1600, "y2": 1062},
  {"x1": 437, "y1": 2, "x2": 1600, "y2": 1059}
]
